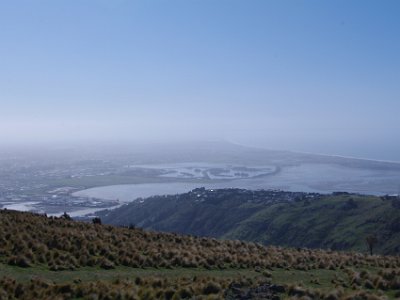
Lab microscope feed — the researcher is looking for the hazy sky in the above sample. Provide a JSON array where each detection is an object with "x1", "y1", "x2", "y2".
[{"x1": 0, "y1": 1, "x2": 399, "y2": 160}]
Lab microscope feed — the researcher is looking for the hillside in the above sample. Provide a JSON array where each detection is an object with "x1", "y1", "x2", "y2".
[
  {"x1": 1, "y1": 209, "x2": 400, "y2": 299},
  {"x1": 98, "y1": 189, "x2": 400, "y2": 255}
]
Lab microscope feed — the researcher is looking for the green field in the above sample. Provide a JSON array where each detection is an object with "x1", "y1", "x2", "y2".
[{"x1": 1, "y1": 264, "x2": 399, "y2": 299}]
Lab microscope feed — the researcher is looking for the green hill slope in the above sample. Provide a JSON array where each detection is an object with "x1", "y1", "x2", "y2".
[
  {"x1": 99, "y1": 189, "x2": 400, "y2": 255},
  {"x1": 1, "y1": 209, "x2": 400, "y2": 299}
]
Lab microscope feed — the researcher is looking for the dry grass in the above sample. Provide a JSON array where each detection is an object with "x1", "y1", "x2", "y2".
[
  {"x1": 1, "y1": 210, "x2": 399, "y2": 272},
  {"x1": 1, "y1": 209, "x2": 400, "y2": 299},
  {"x1": 0, "y1": 275, "x2": 256, "y2": 300}
]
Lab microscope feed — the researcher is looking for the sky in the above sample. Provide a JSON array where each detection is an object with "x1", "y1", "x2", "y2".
[{"x1": 0, "y1": 1, "x2": 399, "y2": 160}]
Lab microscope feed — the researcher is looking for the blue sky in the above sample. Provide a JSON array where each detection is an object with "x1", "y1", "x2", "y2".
[{"x1": 0, "y1": 1, "x2": 399, "y2": 160}]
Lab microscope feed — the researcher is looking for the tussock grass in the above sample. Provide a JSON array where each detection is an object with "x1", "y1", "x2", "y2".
[
  {"x1": 1, "y1": 209, "x2": 400, "y2": 299},
  {"x1": 2, "y1": 209, "x2": 398, "y2": 271},
  {"x1": 0, "y1": 275, "x2": 253, "y2": 300}
]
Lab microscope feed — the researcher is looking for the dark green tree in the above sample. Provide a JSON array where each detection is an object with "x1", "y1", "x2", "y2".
[{"x1": 365, "y1": 235, "x2": 378, "y2": 255}]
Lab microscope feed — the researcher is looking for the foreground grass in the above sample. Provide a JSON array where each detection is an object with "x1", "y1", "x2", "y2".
[
  {"x1": 1, "y1": 264, "x2": 399, "y2": 299},
  {"x1": 0, "y1": 264, "x2": 260, "y2": 283},
  {"x1": 1, "y1": 210, "x2": 399, "y2": 299}
]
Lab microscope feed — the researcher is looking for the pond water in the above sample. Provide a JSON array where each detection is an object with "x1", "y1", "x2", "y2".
[{"x1": 73, "y1": 163, "x2": 400, "y2": 204}]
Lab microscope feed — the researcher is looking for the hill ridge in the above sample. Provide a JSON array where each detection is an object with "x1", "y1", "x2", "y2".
[{"x1": 98, "y1": 188, "x2": 400, "y2": 255}]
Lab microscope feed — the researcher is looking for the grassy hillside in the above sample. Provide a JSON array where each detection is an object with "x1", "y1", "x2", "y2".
[
  {"x1": 1, "y1": 209, "x2": 400, "y2": 299},
  {"x1": 99, "y1": 189, "x2": 400, "y2": 255}
]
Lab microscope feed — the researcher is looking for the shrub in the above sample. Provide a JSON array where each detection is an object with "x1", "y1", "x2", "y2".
[
  {"x1": 92, "y1": 217, "x2": 102, "y2": 225},
  {"x1": 203, "y1": 282, "x2": 221, "y2": 295}
]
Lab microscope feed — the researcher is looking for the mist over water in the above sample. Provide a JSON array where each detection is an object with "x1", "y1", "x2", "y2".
[
  {"x1": 0, "y1": 0, "x2": 399, "y2": 216},
  {"x1": 1, "y1": 1, "x2": 399, "y2": 163}
]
